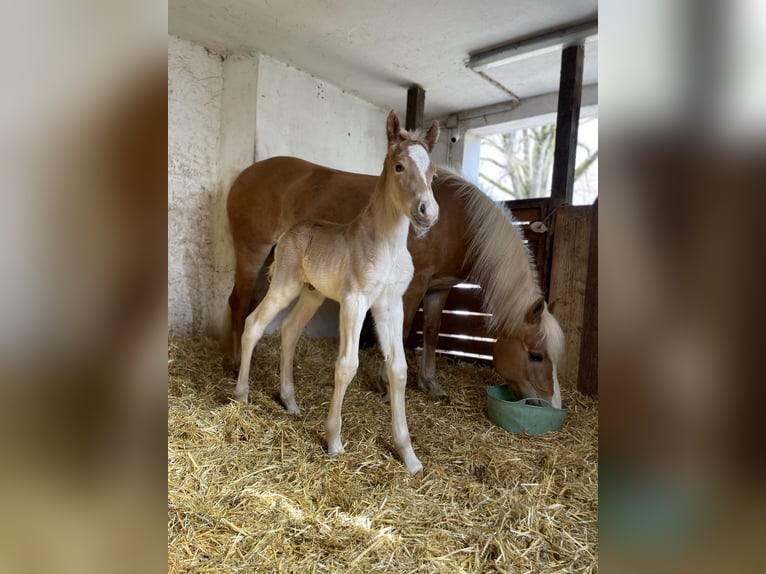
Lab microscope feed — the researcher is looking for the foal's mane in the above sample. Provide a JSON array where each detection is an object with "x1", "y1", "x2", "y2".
[{"x1": 437, "y1": 167, "x2": 565, "y2": 362}]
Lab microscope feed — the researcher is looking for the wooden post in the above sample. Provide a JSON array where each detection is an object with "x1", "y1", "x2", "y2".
[
  {"x1": 544, "y1": 42, "x2": 585, "y2": 298},
  {"x1": 547, "y1": 206, "x2": 593, "y2": 388},
  {"x1": 405, "y1": 86, "x2": 425, "y2": 130},
  {"x1": 550, "y1": 43, "x2": 584, "y2": 210},
  {"x1": 577, "y1": 201, "x2": 598, "y2": 395}
]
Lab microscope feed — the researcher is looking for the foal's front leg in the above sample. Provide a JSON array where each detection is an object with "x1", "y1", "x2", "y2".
[
  {"x1": 326, "y1": 297, "x2": 366, "y2": 456},
  {"x1": 372, "y1": 297, "x2": 423, "y2": 476}
]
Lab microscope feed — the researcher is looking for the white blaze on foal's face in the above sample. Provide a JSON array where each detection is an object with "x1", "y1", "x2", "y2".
[
  {"x1": 407, "y1": 144, "x2": 431, "y2": 186},
  {"x1": 401, "y1": 143, "x2": 438, "y2": 231}
]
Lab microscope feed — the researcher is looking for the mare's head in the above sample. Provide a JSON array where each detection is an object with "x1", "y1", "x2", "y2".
[
  {"x1": 384, "y1": 110, "x2": 440, "y2": 235},
  {"x1": 493, "y1": 297, "x2": 566, "y2": 408}
]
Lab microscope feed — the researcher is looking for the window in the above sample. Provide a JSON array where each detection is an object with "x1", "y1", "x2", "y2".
[{"x1": 477, "y1": 116, "x2": 598, "y2": 205}]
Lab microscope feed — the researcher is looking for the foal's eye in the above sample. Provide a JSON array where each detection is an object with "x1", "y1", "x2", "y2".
[
  {"x1": 395, "y1": 163, "x2": 404, "y2": 172},
  {"x1": 528, "y1": 351, "x2": 544, "y2": 362}
]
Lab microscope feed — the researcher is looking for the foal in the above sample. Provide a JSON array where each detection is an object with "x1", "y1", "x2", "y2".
[{"x1": 234, "y1": 111, "x2": 439, "y2": 475}]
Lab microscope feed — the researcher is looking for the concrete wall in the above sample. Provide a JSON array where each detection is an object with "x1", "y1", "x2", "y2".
[
  {"x1": 168, "y1": 36, "x2": 223, "y2": 337},
  {"x1": 168, "y1": 35, "x2": 389, "y2": 338},
  {"x1": 256, "y1": 54, "x2": 387, "y2": 173}
]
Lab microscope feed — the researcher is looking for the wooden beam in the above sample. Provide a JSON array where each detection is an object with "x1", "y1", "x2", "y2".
[
  {"x1": 405, "y1": 86, "x2": 425, "y2": 130},
  {"x1": 550, "y1": 44, "x2": 585, "y2": 210},
  {"x1": 577, "y1": 201, "x2": 598, "y2": 395}
]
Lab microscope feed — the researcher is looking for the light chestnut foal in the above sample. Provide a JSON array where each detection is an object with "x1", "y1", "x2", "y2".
[{"x1": 234, "y1": 111, "x2": 439, "y2": 475}]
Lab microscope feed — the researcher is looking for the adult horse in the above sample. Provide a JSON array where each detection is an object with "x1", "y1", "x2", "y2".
[
  {"x1": 225, "y1": 150, "x2": 564, "y2": 409},
  {"x1": 235, "y1": 111, "x2": 438, "y2": 474}
]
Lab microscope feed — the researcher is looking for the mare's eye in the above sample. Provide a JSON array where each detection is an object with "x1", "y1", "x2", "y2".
[
  {"x1": 395, "y1": 163, "x2": 404, "y2": 172},
  {"x1": 528, "y1": 351, "x2": 544, "y2": 362}
]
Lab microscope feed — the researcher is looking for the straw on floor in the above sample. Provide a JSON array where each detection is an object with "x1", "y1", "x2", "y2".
[{"x1": 168, "y1": 335, "x2": 598, "y2": 573}]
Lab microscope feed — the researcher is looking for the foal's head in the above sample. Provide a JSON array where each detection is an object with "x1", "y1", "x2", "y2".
[
  {"x1": 384, "y1": 110, "x2": 440, "y2": 235},
  {"x1": 493, "y1": 297, "x2": 566, "y2": 408}
]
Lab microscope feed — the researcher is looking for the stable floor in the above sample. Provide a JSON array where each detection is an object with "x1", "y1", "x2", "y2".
[{"x1": 168, "y1": 336, "x2": 598, "y2": 573}]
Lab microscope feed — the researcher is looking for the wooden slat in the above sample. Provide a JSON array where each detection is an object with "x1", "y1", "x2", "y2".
[
  {"x1": 408, "y1": 309, "x2": 492, "y2": 339},
  {"x1": 432, "y1": 334, "x2": 495, "y2": 358},
  {"x1": 443, "y1": 287, "x2": 484, "y2": 311}
]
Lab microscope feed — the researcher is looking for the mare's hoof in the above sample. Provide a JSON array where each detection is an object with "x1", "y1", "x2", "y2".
[{"x1": 222, "y1": 356, "x2": 239, "y2": 375}]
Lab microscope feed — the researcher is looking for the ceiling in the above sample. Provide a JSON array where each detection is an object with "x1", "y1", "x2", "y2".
[{"x1": 169, "y1": 0, "x2": 598, "y2": 120}]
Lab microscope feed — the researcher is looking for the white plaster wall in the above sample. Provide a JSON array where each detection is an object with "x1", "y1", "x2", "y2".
[
  {"x1": 256, "y1": 54, "x2": 388, "y2": 174},
  {"x1": 168, "y1": 38, "x2": 390, "y2": 339},
  {"x1": 211, "y1": 54, "x2": 260, "y2": 338},
  {"x1": 168, "y1": 36, "x2": 223, "y2": 337}
]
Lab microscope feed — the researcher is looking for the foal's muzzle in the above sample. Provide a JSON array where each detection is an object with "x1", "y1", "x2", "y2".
[{"x1": 411, "y1": 199, "x2": 439, "y2": 233}]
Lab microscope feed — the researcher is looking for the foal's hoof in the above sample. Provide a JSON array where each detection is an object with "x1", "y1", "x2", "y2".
[
  {"x1": 407, "y1": 462, "x2": 424, "y2": 477},
  {"x1": 233, "y1": 390, "x2": 249, "y2": 404},
  {"x1": 276, "y1": 394, "x2": 301, "y2": 416}
]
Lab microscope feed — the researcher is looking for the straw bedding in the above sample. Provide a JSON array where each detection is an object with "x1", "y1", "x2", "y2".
[{"x1": 168, "y1": 335, "x2": 598, "y2": 573}]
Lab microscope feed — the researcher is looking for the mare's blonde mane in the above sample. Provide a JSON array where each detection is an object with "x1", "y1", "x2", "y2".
[{"x1": 437, "y1": 167, "x2": 565, "y2": 363}]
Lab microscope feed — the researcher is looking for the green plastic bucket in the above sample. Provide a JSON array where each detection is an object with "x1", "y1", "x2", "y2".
[{"x1": 486, "y1": 385, "x2": 567, "y2": 435}]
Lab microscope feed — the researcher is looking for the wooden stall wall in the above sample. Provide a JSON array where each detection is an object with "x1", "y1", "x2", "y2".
[
  {"x1": 405, "y1": 199, "x2": 598, "y2": 396},
  {"x1": 406, "y1": 197, "x2": 550, "y2": 361}
]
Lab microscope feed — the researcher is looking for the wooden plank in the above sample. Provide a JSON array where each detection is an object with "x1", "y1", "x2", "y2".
[
  {"x1": 577, "y1": 201, "x2": 598, "y2": 395},
  {"x1": 550, "y1": 43, "x2": 585, "y2": 210},
  {"x1": 547, "y1": 205, "x2": 593, "y2": 388},
  {"x1": 437, "y1": 312, "x2": 492, "y2": 337},
  {"x1": 409, "y1": 310, "x2": 492, "y2": 339},
  {"x1": 432, "y1": 334, "x2": 495, "y2": 358},
  {"x1": 405, "y1": 86, "x2": 425, "y2": 130}
]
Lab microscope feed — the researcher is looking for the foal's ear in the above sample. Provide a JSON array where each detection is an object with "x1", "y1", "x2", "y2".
[
  {"x1": 387, "y1": 110, "x2": 402, "y2": 146},
  {"x1": 525, "y1": 296, "x2": 546, "y2": 324},
  {"x1": 423, "y1": 120, "x2": 440, "y2": 152}
]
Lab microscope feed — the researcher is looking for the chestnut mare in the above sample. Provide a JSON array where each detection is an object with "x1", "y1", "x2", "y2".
[
  {"x1": 225, "y1": 137, "x2": 565, "y2": 410},
  {"x1": 234, "y1": 111, "x2": 439, "y2": 475}
]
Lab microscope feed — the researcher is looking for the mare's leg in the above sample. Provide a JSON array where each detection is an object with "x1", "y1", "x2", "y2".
[
  {"x1": 418, "y1": 289, "x2": 451, "y2": 400},
  {"x1": 279, "y1": 286, "x2": 325, "y2": 415},
  {"x1": 326, "y1": 296, "x2": 366, "y2": 456},
  {"x1": 234, "y1": 277, "x2": 301, "y2": 404},
  {"x1": 372, "y1": 297, "x2": 423, "y2": 476},
  {"x1": 376, "y1": 273, "x2": 430, "y2": 400},
  {"x1": 227, "y1": 243, "x2": 273, "y2": 370}
]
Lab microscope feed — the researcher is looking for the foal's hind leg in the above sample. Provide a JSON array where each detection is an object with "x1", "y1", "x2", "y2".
[
  {"x1": 279, "y1": 286, "x2": 325, "y2": 415},
  {"x1": 234, "y1": 278, "x2": 301, "y2": 404}
]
